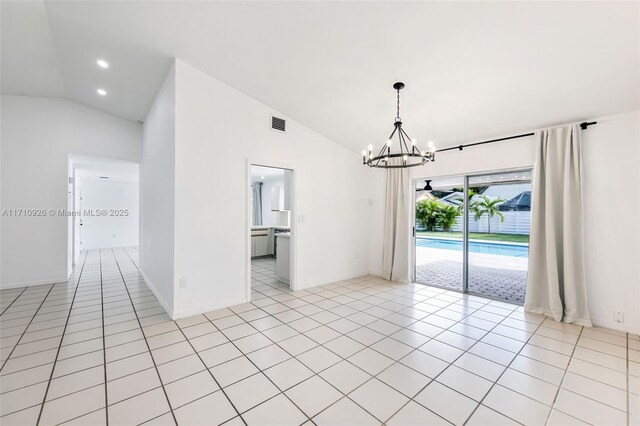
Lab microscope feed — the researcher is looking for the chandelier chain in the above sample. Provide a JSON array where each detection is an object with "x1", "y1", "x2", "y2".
[{"x1": 396, "y1": 89, "x2": 401, "y2": 120}]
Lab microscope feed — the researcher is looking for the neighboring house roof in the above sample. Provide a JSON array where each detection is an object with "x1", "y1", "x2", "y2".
[
  {"x1": 439, "y1": 192, "x2": 464, "y2": 205},
  {"x1": 415, "y1": 190, "x2": 436, "y2": 202},
  {"x1": 482, "y1": 183, "x2": 531, "y2": 200},
  {"x1": 500, "y1": 191, "x2": 531, "y2": 210}
]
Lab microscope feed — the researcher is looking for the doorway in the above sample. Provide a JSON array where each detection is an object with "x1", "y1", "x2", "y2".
[
  {"x1": 68, "y1": 156, "x2": 139, "y2": 273},
  {"x1": 413, "y1": 169, "x2": 532, "y2": 304},
  {"x1": 248, "y1": 164, "x2": 294, "y2": 300}
]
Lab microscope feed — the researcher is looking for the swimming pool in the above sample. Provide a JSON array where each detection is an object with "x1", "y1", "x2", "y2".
[{"x1": 416, "y1": 238, "x2": 529, "y2": 257}]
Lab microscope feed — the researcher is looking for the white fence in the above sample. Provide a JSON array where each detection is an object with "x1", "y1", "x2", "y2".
[{"x1": 449, "y1": 210, "x2": 531, "y2": 235}]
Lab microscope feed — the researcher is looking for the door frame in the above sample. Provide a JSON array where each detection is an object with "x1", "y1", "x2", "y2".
[
  {"x1": 245, "y1": 159, "x2": 298, "y2": 303},
  {"x1": 411, "y1": 167, "x2": 532, "y2": 296}
]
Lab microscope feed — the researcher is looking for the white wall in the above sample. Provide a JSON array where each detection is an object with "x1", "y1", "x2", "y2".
[
  {"x1": 139, "y1": 64, "x2": 176, "y2": 314},
  {"x1": 259, "y1": 176, "x2": 289, "y2": 227},
  {"x1": 581, "y1": 111, "x2": 640, "y2": 334},
  {"x1": 168, "y1": 59, "x2": 373, "y2": 318},
  {"x1": 1, "y1": 95, "x2": 141, "y2": 289},
  {"x1": 405, "y1": 110, "x2": 640, "y2": 333},
  {"x1": 79, "y1": 179, "x2": 139, "y2": 249}
]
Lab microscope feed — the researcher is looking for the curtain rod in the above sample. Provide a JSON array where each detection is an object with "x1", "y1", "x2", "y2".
[{"x1": 436, "y1": 121, "x2": 597, "y2": 153}]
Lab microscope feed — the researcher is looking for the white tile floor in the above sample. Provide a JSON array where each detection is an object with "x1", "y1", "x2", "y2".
[{"x1": 1, "y1": 249, "x2": 638, "y2": 425}]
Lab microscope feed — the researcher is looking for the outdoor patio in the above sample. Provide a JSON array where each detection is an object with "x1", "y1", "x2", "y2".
[{"x1": 415, "y1": 244, "x2": 528, "y2": 304}]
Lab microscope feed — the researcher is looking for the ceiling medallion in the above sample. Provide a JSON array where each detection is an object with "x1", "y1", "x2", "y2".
[{"x1": 363, "y1": 82, "x2": 435, "y2": 169}]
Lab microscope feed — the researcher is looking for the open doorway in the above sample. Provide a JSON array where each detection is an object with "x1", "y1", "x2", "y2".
[
  {"x1": 248, "y1": 164, "x2": 293, "y2": 299},
  {"x1": 68, "y1": 156, "x2": 139, "y2": 275}
]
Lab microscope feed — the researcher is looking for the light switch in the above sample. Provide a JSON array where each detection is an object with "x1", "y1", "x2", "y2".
[{"x1": 297, "y1": 215, "x2": 305, "y2": 224}]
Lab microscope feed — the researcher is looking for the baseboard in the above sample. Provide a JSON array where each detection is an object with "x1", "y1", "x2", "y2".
[
  {"x1": 591, "y1": 317, "x2": 640, "y2": 335},
  {"x1": 138, "y1": 269, "x2": 174, "y2": 319},
  {"x1": 0, "y1": 276, "x2": 70, "y2": 290},
  {"x1": 297, "y1": 269, "x2": 373, "y2": 291},
  {"x1": 172, "y1": 295, "x2": 249, "y2": 320}
]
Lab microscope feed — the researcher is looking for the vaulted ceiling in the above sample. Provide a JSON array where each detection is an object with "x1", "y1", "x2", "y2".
[{"x1": 2, "y1": 1, "x2": 638, "y2": 153}]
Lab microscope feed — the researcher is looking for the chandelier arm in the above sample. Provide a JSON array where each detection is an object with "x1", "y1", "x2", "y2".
[
  {"x1": 398, "y1": 130, "x2": 404, "y2": 155},
  {"x1": 381, "y1": 127, "x2": 398, "y2": 157},
  {"x1": 399, "y1": 127, "x2": 416, "y2": 153},
  {"x1": 399, "y1": 129, "x2": 411, "y2": 155}
]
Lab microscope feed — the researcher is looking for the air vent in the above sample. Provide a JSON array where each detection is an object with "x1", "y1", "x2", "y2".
[{"x1": 271, "y1": 115, "x2": 286, "y2": 132}]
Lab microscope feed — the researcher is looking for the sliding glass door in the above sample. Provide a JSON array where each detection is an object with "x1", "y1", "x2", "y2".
[
  {"x1": 414, "y1": 176, "x2": 465, "y2": 292},
  {"x1": 413, "y1": 170, "x2": 532, "y2": 304}
]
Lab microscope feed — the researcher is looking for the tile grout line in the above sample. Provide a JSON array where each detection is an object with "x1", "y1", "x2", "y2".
[
  {"x1": 109, "y1": 248, "x2": 178, "y2": 425},
  {"x1": 0, "y1": 283, "x2": 57, "y2": 373},
  {"x1": 542, "y1": 326, "x2": 585, "y2": 425},
  {"x1": 122, "y1": 251, "x2": 315, "y2": 423},
  {"x1": 35, "y1": 251, "x2": 89, "y2": 425},
  {"x1": 0, "y1": 286, "x2": 28, "y2": 317},
  {"x1": 172, "y1": 320, "x2": 248, "y2": 425},
  {"x1": 627, "y1": 333, "x2": 630, "y2": 426},
  {"x1": 99, "y1": 249, "x2": 110, "y2": 425},
  {"x1": 242, "y1": 264, "x2": 501, "y2": 424},
  {"x1": 201, "y1": 310, "x2": 315, "y2": 422},
  {"x1": 461, "y1": 316, "x2": 551, "y2": 426},
  {"x1": 368, "y1": 297, "x2": 526, "y2": 425},
  {"x1": 3, "y1": 252, "x2": 630, "y2": 425},
  {"x1": 119, "y1": 244, "x2": 250, "y2": 425}
]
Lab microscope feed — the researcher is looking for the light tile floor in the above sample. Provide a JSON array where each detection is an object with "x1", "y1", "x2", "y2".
[{"x1": 0, "y1": 248, "x2": 638, "y2": 425}]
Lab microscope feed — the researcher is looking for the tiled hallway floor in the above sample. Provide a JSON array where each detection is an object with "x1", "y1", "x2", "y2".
[{"x1": 1, "y1": 248, "x2": 638, "y2": 425}]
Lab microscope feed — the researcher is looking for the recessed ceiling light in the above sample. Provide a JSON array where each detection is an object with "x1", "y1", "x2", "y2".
[
  {"x1": 97, "y1": 88, "x2": 107, "y2": 96},
  {"x1": 99, "y1": 176, "x2": 109, "y2": 179},
  {"x1": 260, "y1": 176, "x2": 265, "y2": 180},
  {"x1": 97, "y1": 59, "x2": 109, "y2": 69}
]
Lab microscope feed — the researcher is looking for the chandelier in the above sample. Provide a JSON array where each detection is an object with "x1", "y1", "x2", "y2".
[{"x1": 363, "y1": 82, "x2": 435, "y2": 169}]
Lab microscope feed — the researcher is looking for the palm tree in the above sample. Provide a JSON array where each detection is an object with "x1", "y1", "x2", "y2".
[{"x1": 472, "y1": 195, "x2": 506, "y2": 234}]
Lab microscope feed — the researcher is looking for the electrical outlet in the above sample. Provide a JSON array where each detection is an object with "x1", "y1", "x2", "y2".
[
  {"x1": 179, "y1": 278, "x2": 187, "y2": 288},
  {"x1": 614, "y1": 311, "x2": 624, "y2": 323}
]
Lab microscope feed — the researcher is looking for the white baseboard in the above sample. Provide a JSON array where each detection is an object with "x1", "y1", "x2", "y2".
[
  {"x1": 0, "y1": 276, "x2": 70, "y2": 290},
  {"x1": 591, "y1": 317, "x2": 640, "y2": 335},
  {"x1": 138, "y1": 269, "x2": 174, "y2": 319},
  {"x1": 172, "y1": 295, "x2": 249, "y2": 320},
  {"x1": 296, "y1": 269, "x2": 373, "y2": 291}
]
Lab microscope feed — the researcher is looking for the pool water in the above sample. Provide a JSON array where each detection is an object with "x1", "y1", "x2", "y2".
[{"x1": 416, "y1": 238, "x2": 529, "y2": 258}]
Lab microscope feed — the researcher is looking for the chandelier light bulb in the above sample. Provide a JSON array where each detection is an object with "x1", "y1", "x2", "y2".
[
  {"x1": 362, "y1": 150, "x2": 366, "y2": 156},
  {"x1": 367, "y1": 144, "x2": 373, "y2": 152},
  {"x1": 403, "y1": 155, "x2": 408, "y2": 161},
  {"x1": 387, "y1": 139, "x2": 392, "y2": 146},
  {"x1": 411, "y1": 138, "x2": 417, "y2": 146}
]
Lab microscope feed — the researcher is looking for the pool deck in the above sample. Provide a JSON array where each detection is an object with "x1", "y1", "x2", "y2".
[{"x1": 415, "y1": 245, "x2": 527, "y2": 304}]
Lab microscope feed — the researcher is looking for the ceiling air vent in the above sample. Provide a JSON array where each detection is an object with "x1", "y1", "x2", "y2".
[{"x1": 271, "y1": 115, "x2": 286, "y2": 132}]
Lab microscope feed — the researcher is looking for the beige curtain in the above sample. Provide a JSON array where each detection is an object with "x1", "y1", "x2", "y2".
[
  {"x1": 382, "y1": 159, "x2": 410, "y2": 282},
  {"x1": 525, "y1": 124, "x2": 591, "y2": 326}
]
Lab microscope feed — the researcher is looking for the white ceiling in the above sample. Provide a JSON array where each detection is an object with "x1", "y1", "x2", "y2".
[
  {"x1": 2, "y1": 1, "x2": 638, "y2": 153},
  {"x1": 251, "y1": 165, "x2": 285, "y2": 183},
  {"x1": 73, "y1": 157, "x2": 139, "y2": 184}
]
